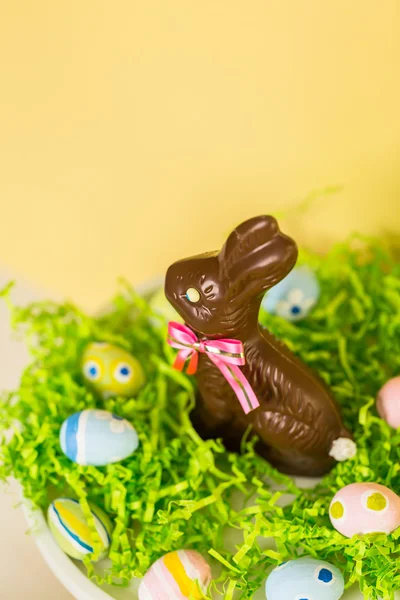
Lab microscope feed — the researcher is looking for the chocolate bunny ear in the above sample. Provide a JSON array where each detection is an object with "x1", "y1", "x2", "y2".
[{"x1": 219, "y1": 215, "x2": 298, "y2": 301}]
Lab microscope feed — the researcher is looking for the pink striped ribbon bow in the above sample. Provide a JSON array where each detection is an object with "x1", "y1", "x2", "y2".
[{"x1": 167, "y1": 321, "x2": 260, "y2": 414}]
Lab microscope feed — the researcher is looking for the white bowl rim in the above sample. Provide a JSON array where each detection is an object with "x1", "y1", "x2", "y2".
[
  {"x1": 20, "y1": 278, "x2": 164, "y2": 600},
  {"x1": 22, "y1": 496, "x2": 113, "y2": 600},
  {"x1": 17, "y1": 277, "x2": 380, "y2": 600}
]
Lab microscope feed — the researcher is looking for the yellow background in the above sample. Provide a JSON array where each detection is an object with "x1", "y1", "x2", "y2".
[{"x1": 0, "y1": 1, "x2": 399, "y2": 311}]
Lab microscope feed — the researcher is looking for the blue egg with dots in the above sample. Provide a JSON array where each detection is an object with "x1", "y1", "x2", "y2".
[
  {"x1": 262, "y1": 266, "x2": 320, "y2": 322},
  {"x1": 265, "y1": 557, "x2": 344, "y2": 600}
]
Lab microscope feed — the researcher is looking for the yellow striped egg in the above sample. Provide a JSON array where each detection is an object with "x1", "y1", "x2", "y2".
[
  {"x1": 47, "y1": 498, "x2": 113, "y2": 561},
  {"x1": 138, "y1": 550, "x2": 212, "y2": 600}
]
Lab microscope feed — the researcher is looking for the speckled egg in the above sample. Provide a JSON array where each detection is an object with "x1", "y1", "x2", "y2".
[
  {"x1": 48, "y1": 498, "x2": 112, "y2": 561},
  {"x1": 265, "y1": 557, "x2": 344, "y2": 600},
  {"x1": 377, "y1": 376, "x2": 400, "y2": 429},
  {"x1": 60, "y1": 409, "x2": 139, "y2": 466},
  {"x1": 149, "y1": 287, "x2": 181, "y2": 324},
  {"x1": 138, "y1": 550, "x2": 212, "y2": 600},
  {"x1": 82, "y1": 342, "x2": 146, "y2": 399},
  {"x1": 329, "y1": 482, "x2": 400, "y2": 537},
  {"x1": 262, "y1": 266, "x2": 320, "y2": 321}
]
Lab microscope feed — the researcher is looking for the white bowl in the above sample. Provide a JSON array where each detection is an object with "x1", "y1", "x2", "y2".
[{"x1": 12, "y1": 277, "x2": 395, "y2": 600}]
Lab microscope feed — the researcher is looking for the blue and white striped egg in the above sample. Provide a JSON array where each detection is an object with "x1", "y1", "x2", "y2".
[
  {"x1": 262, "y1": 266, "x2": 320, "y2": 321},
  {"x1": 265, "y1": 557, "x2": 344, "y2": 600},
  {"x1": 48, "y1": 498, "x2": 112, "y2": 561},
  {"x1": 60, "y1": 409, "x2": 139, "y2": 466}
]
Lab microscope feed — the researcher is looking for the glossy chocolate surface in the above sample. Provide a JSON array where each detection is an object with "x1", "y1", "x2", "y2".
[{"x1": 165, "y1": 216, "x2": 352, "y2": 476}]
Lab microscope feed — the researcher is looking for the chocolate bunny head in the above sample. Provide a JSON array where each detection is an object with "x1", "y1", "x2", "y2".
[{"x1": 165, "y1": 216, "x2": 298, "y2": 337}]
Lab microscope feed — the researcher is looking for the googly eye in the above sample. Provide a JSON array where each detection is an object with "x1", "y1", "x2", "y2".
[
  {"x1": 83, "y1": 359, "x2": 102, "y2": 381},
  {"x1": 185, "y1": 287, "x2": 200, "y2": 303},
  {"x1": 113, "y1": 362, "x2": 133, "y2": 384}
]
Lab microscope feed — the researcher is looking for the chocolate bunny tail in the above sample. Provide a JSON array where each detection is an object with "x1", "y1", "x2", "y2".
[{"x1": 329, "y1": 436, "x2": 357, "y2": 462}]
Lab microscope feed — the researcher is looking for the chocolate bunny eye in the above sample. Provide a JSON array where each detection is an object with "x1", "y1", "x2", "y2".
[{"x1": 185, "y1": 287, "x2": 201, "y2": 303}]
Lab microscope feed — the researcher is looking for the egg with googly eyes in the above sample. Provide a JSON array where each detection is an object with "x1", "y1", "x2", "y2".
[
  {"x1": 60, "y1": 409, "x2": 139, "y2": 466},
  {"x1": 265, "y1": 557, "x2": 344, "y2": 600},
  {"x1": 329, "y1": 482, "x2": 400, "y2": 538},
  {"x1": 82, "y1": 342, "x2": 146, "y2": 399},
  {"x1": 262, "y1": 266, "x2": 320, "y2": 322}
]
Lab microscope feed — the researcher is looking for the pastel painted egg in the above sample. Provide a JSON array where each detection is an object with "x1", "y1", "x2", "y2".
[
  {"x1": 138, "y1": 550, "x2": 212, "y2": 600},
  {"x1": 60, "y1": 409, "x2": 139, "y2": 466},
  {"x1": 82, "y1": 342, "x2": 146, "y2": 399},
  {"x1": 329, "y1": 482, "x2": 400, "y2": 537},
  {"x1": 265, "y1": 557, "x2": 344, "y2": 600},
  {"x1": 377, "y1": 376, "x2": 400, "y2": 429},
  {"x1": 48, "y1": 498, "x2": 112, "y2": 561},
  {"x1": 262, "y1": 266, "x2": 320, "y2": 321},
  {"x1": 149, "y1": 287, "x2": 181, "y2": 324}
]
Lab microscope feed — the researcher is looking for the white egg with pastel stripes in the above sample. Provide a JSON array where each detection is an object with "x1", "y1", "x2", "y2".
[
  {"x1": 60, "y1": 409, "x2": 139, "y2": 466},
  {"x1": 47, "y1": 498, "x2": 113, "y2": 561},
  {"x1": 138, "y1": 550, "x2": 212, "y2": 600}
]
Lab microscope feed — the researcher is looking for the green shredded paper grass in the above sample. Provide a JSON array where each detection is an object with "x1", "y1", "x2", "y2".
[{"x1": 2, "y1": 235, "x2": 400, "y2": 599}]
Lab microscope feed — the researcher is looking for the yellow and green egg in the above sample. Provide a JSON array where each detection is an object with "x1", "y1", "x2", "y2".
[{"x1": 82, "y1": 342, "x2": 146, "y2": 399}]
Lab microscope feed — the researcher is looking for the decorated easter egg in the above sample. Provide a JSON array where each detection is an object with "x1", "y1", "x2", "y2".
[
  {"x1": 138, "y1": 550, "x2": 212, "y2": 600},
  {"x1": 262, "y1": 265, "x2": 320, "y2": 321},
  {"x1": 60, "y1": 409, "x2": 139, "y2": 466},
  {"x1": 48, "y1": 498, "x2": 112, "y2": 561},
  {"x1": 377, "y1": 376, "x2": 400, "y2": 429},
  {"x1": 82, "y1": 342, "x2": 146, "y2": 399},
  {"x1": 149, "y1": 287, "x2": 181, "y2": 323},
  {"x1": 265, "y1": 557, "x2": 344, "y2": 600},
  {"x1": 329, "y1": 482, "x2": 400, "y2": 537}
]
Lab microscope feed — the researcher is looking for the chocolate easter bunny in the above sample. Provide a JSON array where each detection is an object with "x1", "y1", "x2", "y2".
[{"x1": 165, "y1": 216, "x2": 356, "y2": 476}]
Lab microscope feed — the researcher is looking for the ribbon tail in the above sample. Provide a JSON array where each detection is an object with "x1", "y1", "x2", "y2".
[
  {"x1": 231, "y1": 365, "x2": 260, "y2": 413},
  {"x1": 173, "y1": 350, "x2": 189, "y2": 372},
  {"x1": 173, "y1": 349, "x2": 198, "y2": 375},
  {"x1": 211, "y1": 357, "x2": 260, "y2": 414},
  {"x1": 186, "y1": 351, "x2": 198, "y2": 375}
]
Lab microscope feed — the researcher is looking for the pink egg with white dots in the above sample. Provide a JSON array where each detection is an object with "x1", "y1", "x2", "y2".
[
  {"x1": 377, "y1": 376, "x2": 400, "y2": 429},
  {"x1": 329, "y1": 482, "x2": 400, "y2": 538}
]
